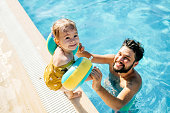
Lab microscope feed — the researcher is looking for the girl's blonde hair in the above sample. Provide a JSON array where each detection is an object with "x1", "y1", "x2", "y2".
[{"x1": 52, "y1": 18, "x2": 77, "y2": 40}]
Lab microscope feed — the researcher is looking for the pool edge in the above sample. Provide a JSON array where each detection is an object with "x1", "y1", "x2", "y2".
[{"x1": 3, "y1": 0, "x2": 99, "y2": 113}]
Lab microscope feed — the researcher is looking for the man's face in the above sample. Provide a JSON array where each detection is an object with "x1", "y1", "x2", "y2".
[{"x1": 113, "y1": 46, "x2": 136, "y2": 73}]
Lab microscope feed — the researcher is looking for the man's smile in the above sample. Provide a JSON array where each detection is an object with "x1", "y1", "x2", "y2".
[{"x1": 115, "y1": 61, "x2": 124, "y2": 68}]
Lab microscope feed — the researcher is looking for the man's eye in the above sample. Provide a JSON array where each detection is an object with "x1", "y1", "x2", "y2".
[
  {"x1": 74, "y1": 35, "x2": 78, "y2": 38},
  {"x1": 125, "y1": 57, "x2": 130, "y2": 61},
  {"x1": 65, "y1": 37, "x2": 70, "y2": 39}
]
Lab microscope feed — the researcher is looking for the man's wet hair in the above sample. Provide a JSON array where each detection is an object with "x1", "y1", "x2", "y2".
[{"x1": 122, "y1": 38, "x2": 144, "y2": 62}]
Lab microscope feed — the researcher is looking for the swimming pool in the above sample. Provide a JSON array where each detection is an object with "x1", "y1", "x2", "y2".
[{"x1": 19, "y1": 0, "x2": 170, "y2": 112}]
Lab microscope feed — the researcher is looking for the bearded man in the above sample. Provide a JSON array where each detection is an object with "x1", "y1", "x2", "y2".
[{"x1": 77, "y1": 39, "x2": 144, "y2": 112}]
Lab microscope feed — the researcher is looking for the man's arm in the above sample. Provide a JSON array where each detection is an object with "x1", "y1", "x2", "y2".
[
  {"x1": 91, "y1": 68, "x2": 139, "y2": 111},
  {"x1": 94, "y1": 86, "x2": 136, "y2": 111},
  {"x1": 76, "y1": 43, "x2": 115, "y2": 64},
  {"x1": 76, "y1": 50, "x2": 115, "y2": 64}
]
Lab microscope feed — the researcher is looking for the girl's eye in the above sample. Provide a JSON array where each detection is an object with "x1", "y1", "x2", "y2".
[
  {"x1": 65, "y1": 37, "x2": 70, "y2": 39},
  {"x1": 74, "y1": 35, "x2": 78, "y2": 38}
]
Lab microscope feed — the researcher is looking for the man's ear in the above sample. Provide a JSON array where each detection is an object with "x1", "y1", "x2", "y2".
[
  {"x1": 54, "y1": 38, "x2": 60, "y2": 45},
  {"x1": 133, "y1": 61, "x2": 139, "y2": 68}
]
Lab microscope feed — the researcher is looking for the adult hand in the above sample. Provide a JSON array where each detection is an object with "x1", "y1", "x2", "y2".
[
  {"x1": 77, "y1": 43, "x2": 85, "y2": 53},
  {"x1": 91, "y1": 67, "x2": 102, "y2": 91}
]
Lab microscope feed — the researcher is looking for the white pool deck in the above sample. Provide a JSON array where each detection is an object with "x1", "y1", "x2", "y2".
[{"x1": 0, "y1": 0, "x2": 99, "y2": 113}]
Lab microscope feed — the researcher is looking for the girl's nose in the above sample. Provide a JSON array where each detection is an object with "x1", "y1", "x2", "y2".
[
  {"x1": 70, "y1": 37, "x2": 76, "y2": 43},
  {"x1": 70, "y1": 38, "x2": 75, "y2": 43}
]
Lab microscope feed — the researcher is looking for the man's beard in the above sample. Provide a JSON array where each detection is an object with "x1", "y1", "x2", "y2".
[{"x1": 113, "y1": 62, "x2": 134, "y2": 73}]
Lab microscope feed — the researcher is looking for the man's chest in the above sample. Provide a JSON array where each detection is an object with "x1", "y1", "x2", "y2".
[{"x1": 119, "y1": 77, "x2": 127, "y2": 88}]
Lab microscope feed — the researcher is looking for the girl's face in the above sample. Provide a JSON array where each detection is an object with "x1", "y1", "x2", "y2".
[{"x1": 57, "y1": 29, "x2": 79, "y2": 52}]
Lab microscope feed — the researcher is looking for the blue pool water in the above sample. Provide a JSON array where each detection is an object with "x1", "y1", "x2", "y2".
[{"x1": 19, "y1": 0, "x2": 170, "y2": 112}]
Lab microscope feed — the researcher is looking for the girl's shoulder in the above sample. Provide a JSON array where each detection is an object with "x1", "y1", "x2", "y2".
[
  {"x1": 52, "y1": 47, "x2": 74, "y2": 67},
  {"x1": 52, "y1": 48, "x2": 67, "y2": 67}
]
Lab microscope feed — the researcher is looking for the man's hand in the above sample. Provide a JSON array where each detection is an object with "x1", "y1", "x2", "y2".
[
  {"x1": 77, "y1": 43, "x2": 85, "y2": 53},
  {"x1": 91, "y1": 67, "x2": 103, "y2": 91},
  {"x1": 76, "y1": 43, "x2": 86, "y2": 58}
]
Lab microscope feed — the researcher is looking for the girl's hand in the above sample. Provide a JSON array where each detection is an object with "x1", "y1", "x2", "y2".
[{"x1": 91, "y1": 67, "x2": 103, "y2": 91}]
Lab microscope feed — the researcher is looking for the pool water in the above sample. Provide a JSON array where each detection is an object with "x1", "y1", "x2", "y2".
[{"x1": 19, "y1": 0, "x2": 170, "y2": 113}]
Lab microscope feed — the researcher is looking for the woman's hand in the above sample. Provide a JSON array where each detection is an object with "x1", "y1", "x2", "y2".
[{"x1": 91, "y1": 67, "x2": 103, "y2": 91}]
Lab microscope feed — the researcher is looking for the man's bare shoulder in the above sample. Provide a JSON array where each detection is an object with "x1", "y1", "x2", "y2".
[{"x1": 127, "y1": 71, "x2": 142, "y2": 92}]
